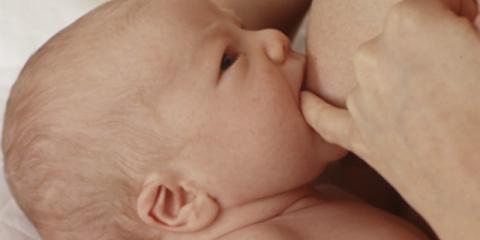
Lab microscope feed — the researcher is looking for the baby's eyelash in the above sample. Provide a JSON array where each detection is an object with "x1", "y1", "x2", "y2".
[{"x1": 220, "y1": 51, "x2": 238, "y2": 72}]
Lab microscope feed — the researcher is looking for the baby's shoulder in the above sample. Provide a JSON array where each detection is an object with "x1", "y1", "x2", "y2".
[
  {"x1": 280, "y1": 197, "x2": 428, "y2": 240},
  {"x1": 219, "y1": 224, "x2": 299, "y2": 240},
  {"x1": 270, "y1": 185, "x2": 428, "y2": 240},
  {"x1": 222, "y1": 186, "x2": 427, "y2": 240}
]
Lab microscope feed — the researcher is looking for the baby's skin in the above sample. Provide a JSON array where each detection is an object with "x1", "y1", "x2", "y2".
[
  {"x1": 219, "y1": 185, "x2": 426, "y2": 240},
  {"x1": 3, "y1": 0, "x2": 427, "y2": 239}
]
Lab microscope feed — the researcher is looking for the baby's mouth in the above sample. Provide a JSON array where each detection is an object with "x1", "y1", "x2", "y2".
[{"x1": 283, "y1": 51, "x2": 307, "y2": 102}]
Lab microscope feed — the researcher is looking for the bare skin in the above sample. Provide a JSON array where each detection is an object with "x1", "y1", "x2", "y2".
[
  {"x1": 211, "y1": 1, "x2": 430, "y2": 239},
  {"x1": 219, "y1": 186, "x2": 425, "y2": 240},
  {"x1": 302, "y1": 0, "x2": 480, "y2": 239},
  {"x1": 306, "y1": 0, "x2": 401, "y2": 107},
  {"x1": 305, "y1": 1, "x2": 479, "y2": 238},
  {"x1": 217, "y1": 2, "x2": 407, "y2": 218},
  {"x1": 306, "y1": 0, "x2": 478, "y2": 106},
  {"x1": 306, "y1": 0, "x2": 419, "y2": 227},
  {"x1": 5, "y1": 1, "x2": 428, "y2": 239},
  {"x1": 213, "y1": 0, "x2": 311, "y2": 37},
  {"x1": 131, "y1": 1, "x2": 425, "y2": 239}
]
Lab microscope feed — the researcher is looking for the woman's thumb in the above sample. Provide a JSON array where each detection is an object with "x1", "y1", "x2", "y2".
[{"x1": 300, "y1": 91, "x2": 357, "y2": 152}]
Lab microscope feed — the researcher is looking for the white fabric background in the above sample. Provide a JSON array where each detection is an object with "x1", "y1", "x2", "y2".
[
  {"x1": 0, "y1": 1, "x2": 106, "y2": 239},
  {"x1": 0, "y1": 1, "x2": 307, "y2": 239}
]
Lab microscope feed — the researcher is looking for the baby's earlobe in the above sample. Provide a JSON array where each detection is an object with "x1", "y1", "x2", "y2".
[{"x1": 136, "y1": 175, "x2": 220, "y2": 232}]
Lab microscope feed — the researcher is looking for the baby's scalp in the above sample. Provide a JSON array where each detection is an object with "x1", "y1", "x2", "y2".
[{"x1": 3, "y1": 1, "x2": 184, "y2": 239}]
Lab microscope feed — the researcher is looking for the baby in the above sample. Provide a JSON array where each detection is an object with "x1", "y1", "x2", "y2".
[{"x1": 3, "y1": 0, "x2": 427, "y2": 239}]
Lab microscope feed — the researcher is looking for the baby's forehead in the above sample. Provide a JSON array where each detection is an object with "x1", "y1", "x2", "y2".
[
  {"x1": 121, "y1": 1, "x2": 233, "y2": 83},
  {"x1": 35, "y1": 0, "x2": 232, "y2": 95},
  {"x1": 135, "y1": 0, "x2": 226, "y2": 28},
  {"x1": 8, "y1": 1, "x2": 235, "y2": 133}
]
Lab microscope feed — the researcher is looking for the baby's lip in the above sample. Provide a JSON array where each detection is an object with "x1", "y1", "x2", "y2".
[{"x1": 284, "y1": 51, "x2": 306, "y2": 102}]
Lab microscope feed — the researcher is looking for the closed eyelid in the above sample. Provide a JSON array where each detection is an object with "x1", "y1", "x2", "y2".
[
  {"x1": 218, "y1": 46, "x2": 238, "y2": 75},
  {"x1": 216, "y1": 47, "x2": 247, "y2": 86},
  {"x1": 202, "y1": 22, "x2": 245, "y2": 84}
]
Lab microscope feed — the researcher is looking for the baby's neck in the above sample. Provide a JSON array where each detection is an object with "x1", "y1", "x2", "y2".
[{"x1": 164, "y1": 185, "x2": 316, "y2": 240}]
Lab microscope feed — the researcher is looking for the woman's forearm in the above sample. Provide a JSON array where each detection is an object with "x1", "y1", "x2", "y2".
[{"x1": 212, "y1": 0, "x2": 311, "y2": 37}]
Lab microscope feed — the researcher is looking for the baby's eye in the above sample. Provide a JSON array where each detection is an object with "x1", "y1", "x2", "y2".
[{"x1": 220, "y1": 52, "x2": 238, "y2": 72}]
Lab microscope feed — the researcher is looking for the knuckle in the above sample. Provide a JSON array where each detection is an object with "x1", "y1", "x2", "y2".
[
  {"x1": 353, "y1": 44, "x2": 368, "y2": 65},
  {"x1": 346, "y1": 92, "x2": 357, "y2": 111},
  {"x1": 346, "y1": 92, "x2": 362, "y2": 120},
  {"x1": 385, "y1": 0, "x2": 424, "y2": 33},
  {"x1": 353, "y1": 41, "x2": 378, "y2": 69}
]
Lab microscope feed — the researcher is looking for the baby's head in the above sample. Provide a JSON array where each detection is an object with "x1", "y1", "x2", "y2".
[{"x1": 3, "y1": 0, "x2": 345, "y2": 239}]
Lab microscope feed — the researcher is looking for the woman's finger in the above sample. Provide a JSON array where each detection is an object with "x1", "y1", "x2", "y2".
[{"x1": 300, "y1": 91, "x2": 362, "y2": 153}]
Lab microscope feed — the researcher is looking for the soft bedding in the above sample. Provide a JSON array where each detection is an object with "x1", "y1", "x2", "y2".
[{"x1": 0, "y1": 1, "x2": 105, "y2": 239}]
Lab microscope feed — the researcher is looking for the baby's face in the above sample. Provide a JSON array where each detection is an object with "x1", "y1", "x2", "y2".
[{"x1": 119, "y1": 0, "x2": 345, "y2": 205}]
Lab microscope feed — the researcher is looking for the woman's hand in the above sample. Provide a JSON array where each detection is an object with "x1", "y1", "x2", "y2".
[{"x1": 301, "y1": 0, "x2": 480, "y2": 239}]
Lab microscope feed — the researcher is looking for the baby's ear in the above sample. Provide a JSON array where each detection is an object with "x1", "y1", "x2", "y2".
[{"x1": 136, "y1": 174, "x2": 220, "y2": 232}]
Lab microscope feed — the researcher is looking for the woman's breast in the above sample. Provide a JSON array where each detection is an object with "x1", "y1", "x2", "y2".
[{"x1": 305, "y1": 0, "x2": 401, "y2": 107}]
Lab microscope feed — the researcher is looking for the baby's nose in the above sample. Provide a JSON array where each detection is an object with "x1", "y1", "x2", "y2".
[{"x1": 257, "y1": 29, "x2": 291, "y2": 64}]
